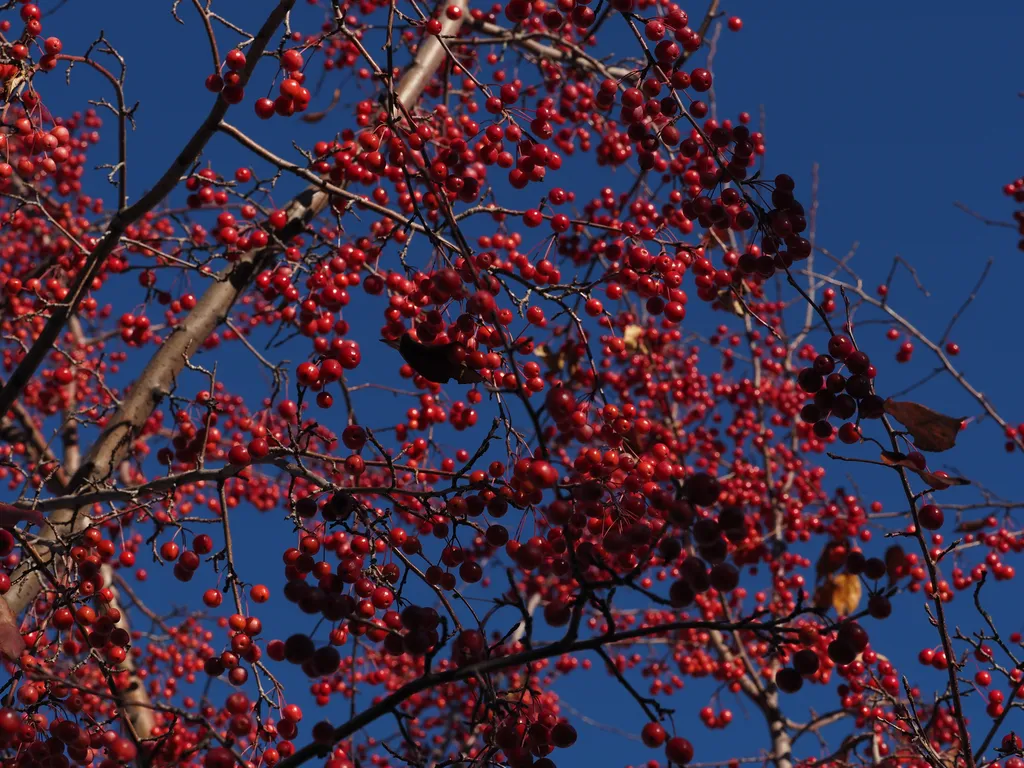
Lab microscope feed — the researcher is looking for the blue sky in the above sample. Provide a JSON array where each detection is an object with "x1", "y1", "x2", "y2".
[{"x1": 26, "y1": 0, "x2": 1024, "y2": 765}]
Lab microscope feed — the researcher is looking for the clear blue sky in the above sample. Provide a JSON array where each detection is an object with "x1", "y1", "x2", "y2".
[{"x1": 31, "y1": 0, "x2": 1024, "y2": 765}]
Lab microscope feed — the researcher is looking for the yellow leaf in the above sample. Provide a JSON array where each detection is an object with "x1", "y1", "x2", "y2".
[
  {"x1": 830, "y1": 573, "x2": 862, "y2": 616},
  {"x1": 535, "y1": 343, "x2": 579, "y2": 377},
  {"x1": 623, "y1": 324, "x2": 646, "y2": 352},
  {"x1": 717, "y1": 288, "x2": 746, "y2": 318},
  {"x1": 3, "y1": 72, "x2": 27, "y2": 101},
  {"x1": 812, "y1": 581, "x2": 835, "y2": 611},
  {"x1": 534, "y1": 344, "x2": 561, "y2": 373}
]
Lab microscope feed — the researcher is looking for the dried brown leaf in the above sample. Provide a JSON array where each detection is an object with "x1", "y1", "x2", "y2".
[
  {"x1": 815, "y1": 539, "x2": 850, "y2": 582},
  {"x1": 813, "y1": 580, "x2": 835, "y2": 611},
  {"x1": 3, "y1": 71, "x2": 28, "y2": 102},
  {"x1": 622, "y1": 325, "x2": 647, "y2": 353},
  {"x1": 534, "y1": 344, "x2": 559, "y2": 372},
  {"x1": 454, "y1": 366, "x2": 485, "y2": 385},
  {"x1": 885, "y1": 544, "x2": 906, "y2": 586},
  {"x1": 716, "y1": 287, "x2": 747, "y2": 318},
  {"x1": 954, "y1": 519, "x2": 990, "y2": 534},
  {"x1": 830, "y1": 573, "x2": 862, "y2": 616},
  {"x1": 620, "y1": 423, "x2": 650, "y2": 456},
  {"x1": 879, "y1": 451, "x2": 970, "y2": 490},
  {"x1": 535, "y1": 343, "x2": 579, "y2": 377},
  {"x1": 384, "y1": 334, "x2": 485, "y2": 385},
  {"x1": 0, "y1": 596, "x2": 24, "y2": 660},
  {"x1": 917, "y1": 472, "x2": 970, "y2": 490},
  {"x1": 0, "y1": 502, "x2": 43, "y2": 528},
  {"x1": 883, "y1": 399, "x2": 965, "y2": 452},
  {"x1": 300, "y1": 88, "x2": 342, "y2": 123}
]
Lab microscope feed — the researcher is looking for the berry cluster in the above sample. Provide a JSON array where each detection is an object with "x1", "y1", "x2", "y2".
[{"x1": 0, "y1": 2, "x2": 1016, "y2": 768}]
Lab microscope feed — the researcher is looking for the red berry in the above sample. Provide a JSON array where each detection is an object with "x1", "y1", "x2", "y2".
[
  {"x1": 226, "y1": 49, "x2": 246, "y2": 70},
  {"x1": 918, "y1": 504, "x2": 944, "y2": 530},
  {"x1": 641, "y1": 722, "x2": 667, "y2": 748},
  {"x1": 281, "y1": 49, "x2": 303, "y2": 71},
  {"x1": 828, "y1": 334, "x2": 855, "y2": 360},
  {"x1": 775, "y1": 667, "x2": 803, "y2": 693},
  {"x1": 255, "y1": 98, "x2": 275, "y2": 119},
  {"x1": 665, "y1": 736, "x2": 694, "y2": 764},
  {"x1": 228, "y1": 444, "x2": 251, "y2": 465}
]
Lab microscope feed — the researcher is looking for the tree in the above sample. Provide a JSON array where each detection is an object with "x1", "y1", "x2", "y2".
[{"x1": 0, "y1": 0, "x2": 1019, "y2": 767}]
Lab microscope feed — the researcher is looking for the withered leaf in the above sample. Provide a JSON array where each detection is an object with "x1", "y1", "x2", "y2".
[
  {"x1": 300, "y1": 88, "x2": 342, "y2": 123},
  {"x1": 879, "y1": 449, "x2": 910, "y2": 466},
  {"x1": 885, "y1": 544, "x2": 906, "y2": 586},
  {"x1": 955, "y1": 519, "x2": 990, "y2": 534},
  {"x1": 813, "y1": 580, "x2": 835, "y2": 611},
  {"x1": 815, "y1": 539, "x2": 850, "y2": 583},
  {"x1": 883, "y1": 399, "x2": 965, "y2": 452},
  {"x1": 534, "y1": 344, "x2": 561, "y2": 373},
  {"x1": 0, "y1": 503, "x2": 43, "y2": 528},
  {"x1": 716, "y1": 287, "x2": 747, "y2": 318},
  {"x1": 620, "y1": 424, "x2": 649, "y2": 456},
  {"x1": 879, "y1": 451, "x2": 970, "y2": 490},
  {"x1": 383, "y1": 334, "x2": 484, "y2": 385},
  {"x1": 831, "y1": 734, "x2": 863, "y2": 765},
  {"x1": 535, "y1": 343, "x2": 580, "y2": 377},
  {"x1": 622, "y1": 324, "x2": 648, "y2": 353},
  {"x1": 495, "y1": 689, "x2": 530, "y2": 705},
  {"x1": 917, "y1": 472, "x2": 970, "y2": 490},
  {"x1": 3, "y1": 71, "x2": 27, "y2": 102},
  {"x1": 0, "y1": 596, "x2": 24, "y2": 661},
  {"x1": 830, "y1": 573, "x2": 862, "y2": 616}
]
